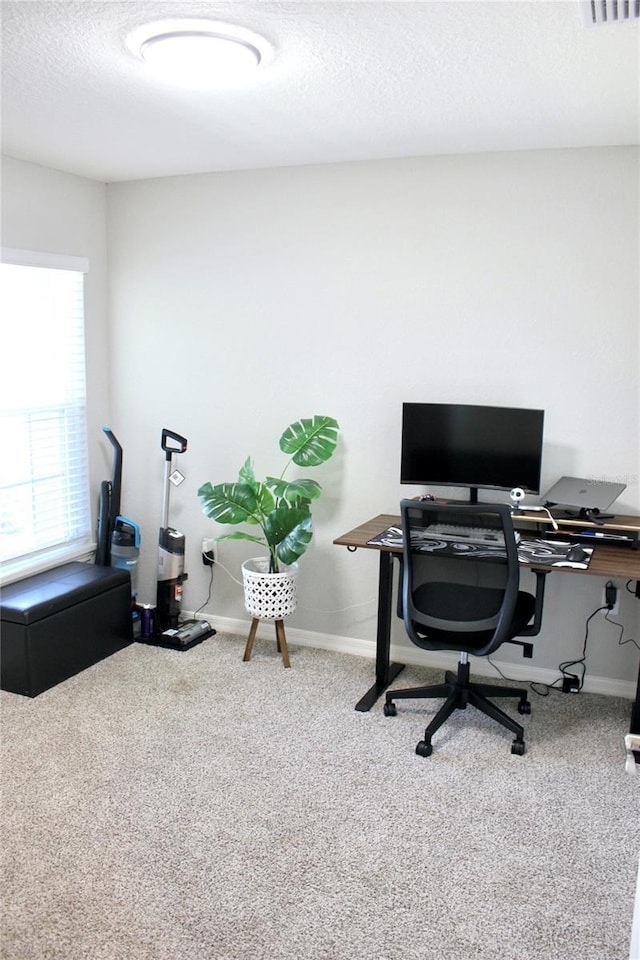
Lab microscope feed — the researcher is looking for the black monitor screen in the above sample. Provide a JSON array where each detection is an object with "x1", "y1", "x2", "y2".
[{"x1": 400, "y1": 403, "x2": 545, "y2": 497}]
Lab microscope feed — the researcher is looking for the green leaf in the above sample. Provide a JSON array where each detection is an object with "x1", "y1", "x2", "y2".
[
  {"x1": 198, "y1": 482, "x2": 258, "y2": 525},
  {"x1": 265, "y1": 476, "x2": 322, "y2": 503},
  {"x1": 238, "y1": 457, "x2": 256, "y2": 487},
  {"x1": 215, "y1": 531, "x2": 267, "y2": 546},
  {"x1": 263, "y1": 503, "x2": 311, "y2": 548},
  {"x1": 292, "y1": 478, "x2": 322, "y2": 500},
  {"x1": 276, "y1": 515, "x2": 313, "y2": 566},
  {"x1": 252, "y1": 482, "x2": 276, "y2": 520},
  {"x1": 279, "y1": 416, "x2": 339, "y2": 468}
]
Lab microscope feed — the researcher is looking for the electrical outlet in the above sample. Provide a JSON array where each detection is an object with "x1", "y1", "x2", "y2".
[
  {"x1": 202, "y1": 537, "x2": 215, "y2": 566},
  {"x1": 602, "y1": 581, "x2": 620, "y2": 616}
]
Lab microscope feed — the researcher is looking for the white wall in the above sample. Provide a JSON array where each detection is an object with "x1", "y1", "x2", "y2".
[
  {"x1": 106, "y1": 146, "x2": 639, "y2": 691},
  {"x1": 2, "y1": 150, "x2": 637, "y2": 692},
  {"x1": 1, "y1": 156, "x2": 110, "y2": 531}
]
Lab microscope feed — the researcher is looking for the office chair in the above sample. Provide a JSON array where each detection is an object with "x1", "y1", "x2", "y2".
[{"x1": 384, "y1": 500, "x2": 546, "y2": 757}]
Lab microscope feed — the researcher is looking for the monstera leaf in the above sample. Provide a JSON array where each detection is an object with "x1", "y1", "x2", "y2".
[
  {"x1": 266, "y1": 476, "x2": 322, "y2": 503},
  {"x1": 280, "y1": 416, "x2": 339, "y2": 467},
  {"x1": 198, "y1": 481, "x2": 258, "y2": 525},
  {"x1": 198, "y1": 416, "x2": 339, "y2": 573}
]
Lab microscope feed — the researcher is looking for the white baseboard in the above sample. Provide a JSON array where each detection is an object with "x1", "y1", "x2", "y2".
[{"x1": 187, "y1": 611, "x2": 637, "y2": 701}]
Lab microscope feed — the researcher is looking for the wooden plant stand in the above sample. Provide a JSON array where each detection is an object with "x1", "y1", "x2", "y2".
[{"x1": 243, "y1": 618, "x2": 291, "y2": 668}]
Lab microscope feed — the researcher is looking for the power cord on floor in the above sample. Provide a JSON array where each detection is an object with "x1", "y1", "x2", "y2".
[
  {"x1": 556, "y1": 600, "x2": 639, "y2": 690},
  {"x1": 488, "y1": 603, "x2": 600, "y2": 697},
  {"x1": 485, "y1": 656, "x2": 549, "y2": 698},
  {"x1": 553, "y1": 603, "x2": 605, "y2": 693},
  {"x1": 491, "y1": 595, "x2": 638, "y2": 698}
]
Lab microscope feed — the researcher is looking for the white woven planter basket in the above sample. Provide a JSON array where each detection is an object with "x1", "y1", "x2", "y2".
[{"x1": 241, "y1": 557, "x2": 298, "y2": 621}]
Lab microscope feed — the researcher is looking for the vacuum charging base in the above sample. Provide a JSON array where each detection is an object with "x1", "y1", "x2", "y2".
[{"x1": 138, "y1": 620, "x2": 216, "y2": 652}]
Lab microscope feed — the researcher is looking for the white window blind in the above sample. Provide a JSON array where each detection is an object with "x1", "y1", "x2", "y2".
[{"x1": 1, "y1": 249, "x2": 92, "y2": 583}]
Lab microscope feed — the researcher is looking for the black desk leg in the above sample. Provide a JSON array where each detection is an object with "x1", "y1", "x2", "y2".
[{"x1": 355, "y1": 551, "x2": 405, "y2": 712}]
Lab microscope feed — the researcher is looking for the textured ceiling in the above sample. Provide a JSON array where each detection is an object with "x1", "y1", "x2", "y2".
[{"x1": 1, "y1": 0, "x2": 639, "y2": 183}]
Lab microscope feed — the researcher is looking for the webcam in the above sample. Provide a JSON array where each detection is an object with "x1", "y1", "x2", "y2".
[{"x1": 510, "y1": 487, "x2": 526, "y2": 506}]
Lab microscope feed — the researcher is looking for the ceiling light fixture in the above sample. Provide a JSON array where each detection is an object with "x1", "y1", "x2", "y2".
[{"x1": 126, "y1": 20, "x2": 272, "y2": 88}]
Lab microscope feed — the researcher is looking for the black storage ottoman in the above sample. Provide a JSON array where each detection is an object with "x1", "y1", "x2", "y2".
[{"x1": 1, "y1": 562, "x2": 133, "y2": 697}]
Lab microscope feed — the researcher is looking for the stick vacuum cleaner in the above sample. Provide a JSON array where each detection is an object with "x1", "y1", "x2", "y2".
[
  {"x1": 96, "y1": 428, "x2": 123, "y2": 566},
  {"x1": 96, "y1": 428, "x2": 140, "y2": 599},
  {"x1": 156, "y1": 429, "x2": 214, "y2": 647},
  {"x1": 156, "y1": 429, "x2": 188, "y2": 632}
]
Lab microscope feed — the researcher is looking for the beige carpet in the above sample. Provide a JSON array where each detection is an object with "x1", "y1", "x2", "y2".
[{"x1": 1, "y1": 633, "x2": 638, "y2": 960}]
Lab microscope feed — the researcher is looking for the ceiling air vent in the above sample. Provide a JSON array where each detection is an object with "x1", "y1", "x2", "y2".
[{"x1": 580, "y1": 0, "x2": 640, "y2": 25}]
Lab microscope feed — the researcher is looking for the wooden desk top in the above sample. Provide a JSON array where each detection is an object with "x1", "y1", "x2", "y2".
[
  {"x1": 334, "y1": 514, "x2": 402, "y2": 551},
  {"x1": 334, "y1": 513, "x2": 640, "y2": 582}
]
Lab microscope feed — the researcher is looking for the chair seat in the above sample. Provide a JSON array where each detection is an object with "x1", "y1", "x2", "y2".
[{"x1": 412, "y1": 582, "x2": 536, "y2": 651}]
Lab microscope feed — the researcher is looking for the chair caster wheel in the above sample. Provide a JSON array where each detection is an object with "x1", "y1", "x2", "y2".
[
  {"x1": 416, "y1": 740, "x2": 433, "y2": 757},
  {"x1": 511, "y1": 739, "x2": 526, "y2": 756},
  {"x1": 383, "y1": 701, "x2": 397, "y2": 717},
  {"x1": 518, "y1": 700, "x2": 531, "y2": 715}
]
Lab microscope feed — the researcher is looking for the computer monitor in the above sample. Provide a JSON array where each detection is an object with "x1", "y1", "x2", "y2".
[{"x1": 400, "y1": 402, "x2": 545, "y2": 502}]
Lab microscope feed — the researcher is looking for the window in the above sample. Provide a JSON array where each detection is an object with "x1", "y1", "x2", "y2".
[{"x1": 1, "y1": 248, "x2": 92, "y2": 582}]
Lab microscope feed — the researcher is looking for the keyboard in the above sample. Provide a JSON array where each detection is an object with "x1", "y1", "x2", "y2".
[{"x1": 420, "y1": 524, "x2": 521, "y2": 547}]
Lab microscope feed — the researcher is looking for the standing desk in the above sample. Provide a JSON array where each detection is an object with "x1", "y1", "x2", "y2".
[{"x1": 333, "y1": 511, "x2": 640, "y2": 732}]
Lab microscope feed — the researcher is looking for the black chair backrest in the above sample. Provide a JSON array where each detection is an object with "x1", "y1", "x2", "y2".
[{"x1": 400, "y1": 499, "x2": 521, "y2": 657}]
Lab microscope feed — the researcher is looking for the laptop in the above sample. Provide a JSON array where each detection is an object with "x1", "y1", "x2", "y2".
[{"x1": 542, "y1": 476, "x2": 626, "y2": 512}]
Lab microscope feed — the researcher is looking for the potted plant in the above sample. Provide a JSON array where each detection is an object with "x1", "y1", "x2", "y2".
[{"x1": 198, "y1": 415, "x2": 339, "y2": 621}]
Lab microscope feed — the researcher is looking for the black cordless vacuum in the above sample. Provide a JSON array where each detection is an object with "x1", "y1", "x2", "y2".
[
  {"x1": 96, "y1": 428, "x2": 123, "y2": 566},
  {"x1": 96, "y1": 429, "x2": 140, "y2": 594}
]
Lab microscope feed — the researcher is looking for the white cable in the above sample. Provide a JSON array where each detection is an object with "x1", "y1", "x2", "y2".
[
  {"x1": 511, "y1": 503, "x2": 559, "y2": 531},
  {"x1": 297, "y1": 598, "x2": 377, "y2": 614},
  {"x1": 212, "y1": 556, "x2": 376, "y2": 613},
  {"x1": 210, "y1": 557, "x2": 244, "y2": 586}
]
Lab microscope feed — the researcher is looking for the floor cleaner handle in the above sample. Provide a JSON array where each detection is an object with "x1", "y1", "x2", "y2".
[
  {"x1": 161, "y1": 429, "x2": 187, "y2": 460},
  {"x1": 160, "y1": 428, "x2": 188, "y2": 531}
]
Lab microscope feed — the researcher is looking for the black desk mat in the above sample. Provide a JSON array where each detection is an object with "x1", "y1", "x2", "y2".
[{"x1": 366, "y1": 526, "x2": 593, "y2": 568}]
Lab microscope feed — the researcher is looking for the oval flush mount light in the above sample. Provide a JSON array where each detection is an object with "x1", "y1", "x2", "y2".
[{"x1": 126, "y1": 20, "x2": 273, "y2": 88}]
